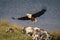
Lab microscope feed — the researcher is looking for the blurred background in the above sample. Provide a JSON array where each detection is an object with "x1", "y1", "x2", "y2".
[{"x1": 0, "y1": 0, "x2": 60, "y2": 31}]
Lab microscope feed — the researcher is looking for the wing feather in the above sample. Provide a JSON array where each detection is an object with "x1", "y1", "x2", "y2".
[
  {"x1": 32, "y1": 9, "x2": 47, "y2": 18},
  {"x1": 12, "y1": 16, "x2": 30, "y2": 20}
]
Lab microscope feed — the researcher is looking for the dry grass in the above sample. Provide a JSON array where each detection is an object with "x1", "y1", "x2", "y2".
[
  {"x1": 0, "y1": 20, "x2": 32, "y2": 40},
  {"x1": 0, "y1": 20, "x2": 60, "y2": 40},
  {"x1": 50, "y1": 30, "x2": 60, "y2": 40}
]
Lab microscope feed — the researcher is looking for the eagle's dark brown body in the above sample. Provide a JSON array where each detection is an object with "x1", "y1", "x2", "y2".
[{"x1": 30, "y1": 17, "x2": 36, "y2": 22}]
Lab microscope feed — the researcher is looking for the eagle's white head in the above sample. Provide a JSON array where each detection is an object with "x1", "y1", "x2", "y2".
[
  {"x1": 26, "y1": 13, "x2": 37, "y2": 23},
  {"x1": 26, "y1": 13, "x2": 32, "y2": 18}
]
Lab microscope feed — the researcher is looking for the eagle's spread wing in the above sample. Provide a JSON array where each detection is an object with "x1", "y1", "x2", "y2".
[
  {"x1": 12, "y1": 16, "x2": 30, "y2": 20},
  {"x1": 32, "y1": 9, "x2": 47, "y2": 18}
]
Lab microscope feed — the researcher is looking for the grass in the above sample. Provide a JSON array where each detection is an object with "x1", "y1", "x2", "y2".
[
  {"x1": 0, "y1": 20, "x2": 60, "y2": 40},
  {"x1": 0, "y1": 20, "x2": 32, "y2": 40},
  {"x1": 51, "y1": 31, "x2": 60, "y2": 40}
]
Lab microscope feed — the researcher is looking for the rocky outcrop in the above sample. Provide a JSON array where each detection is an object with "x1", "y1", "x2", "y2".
[{"x1": 22, "y1": 26, "x2": 52, "y2": 40}]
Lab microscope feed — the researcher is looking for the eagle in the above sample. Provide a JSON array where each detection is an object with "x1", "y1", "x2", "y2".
[{"x1": 12, "y1": 8, "x2": 47, "y2": 23}]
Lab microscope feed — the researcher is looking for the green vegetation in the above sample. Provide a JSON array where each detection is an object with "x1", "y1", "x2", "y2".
[
  {"x1": 0, "y1": 20, "x2": 32, "y2": 40},
  {"x1": 51, "y1": 31, "x2": 60, "y2": 40},
  {"x1": 0, "y1": 20, "x2": 60, "y2": 40}
]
